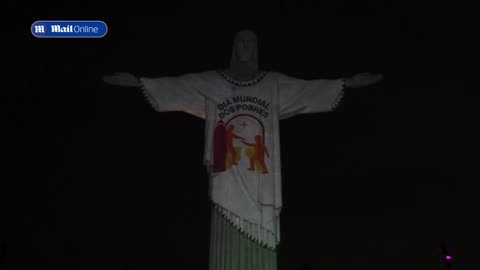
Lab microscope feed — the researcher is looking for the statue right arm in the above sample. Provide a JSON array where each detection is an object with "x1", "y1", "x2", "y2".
[
  {"x1": 103, "y1": 72, "x2": 207, "y2": 119},
  {"x1": 102, "y1": 72, "x2": 141, "y2": 88}
]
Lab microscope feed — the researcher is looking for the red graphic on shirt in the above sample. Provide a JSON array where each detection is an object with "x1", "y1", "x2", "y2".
[
  {"x1": 241, "y1": 135, "x2": 269, "y2": 174},
  {"x1": 212, "y1": 121, "x2": 226, "y2": 172},
  {"x1": 212, "y1": 114, "x2": 268, "y2": 174}
]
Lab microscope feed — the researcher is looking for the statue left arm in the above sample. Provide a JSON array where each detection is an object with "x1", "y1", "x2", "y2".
[
  {"x1": 277, "y1": 72, "x2": 383, "y2": 120},
  {"x1": 277, "y1": 73, "x2": 345, "y2": 119},
  {"x1": 344, "y1": 72, "x2": 383, "y2": 88}
]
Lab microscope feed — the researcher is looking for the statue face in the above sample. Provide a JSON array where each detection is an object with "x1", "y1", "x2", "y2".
[{"x1": 235, "y1": 30, "x2": 257, "y2": 62}]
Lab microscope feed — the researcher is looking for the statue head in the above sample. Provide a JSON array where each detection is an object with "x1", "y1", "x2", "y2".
[{"x1": 230, "y1": 29, "x2": 258, "y2": 70}]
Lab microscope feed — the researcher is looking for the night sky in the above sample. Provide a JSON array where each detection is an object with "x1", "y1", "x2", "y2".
[{"x1": 11, "y1": 1, "x2": 478, "y2": 270}]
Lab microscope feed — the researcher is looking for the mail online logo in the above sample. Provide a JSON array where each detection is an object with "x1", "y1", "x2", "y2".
[{"x1": 31, "y1": 21, "x2": 108, "y2": 38}]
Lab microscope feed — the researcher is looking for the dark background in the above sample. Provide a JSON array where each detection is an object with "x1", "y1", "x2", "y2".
[{"x1": 10, "y1": 1, "x2": 477, "y2": 269}]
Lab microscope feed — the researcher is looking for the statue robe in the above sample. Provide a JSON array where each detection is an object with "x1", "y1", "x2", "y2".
[{"x1": 139, "y1": 70, "x2": 344, "y2": 267}]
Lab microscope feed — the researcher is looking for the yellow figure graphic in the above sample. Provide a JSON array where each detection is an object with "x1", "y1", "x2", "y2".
[{"x1": 241, "y1": 135, "x2": 269, "y2": 174}]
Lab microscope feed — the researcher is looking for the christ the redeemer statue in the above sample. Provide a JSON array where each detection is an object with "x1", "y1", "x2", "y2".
[{"x1": 103, "y1": 29, "x2": 382, "y2": 270}]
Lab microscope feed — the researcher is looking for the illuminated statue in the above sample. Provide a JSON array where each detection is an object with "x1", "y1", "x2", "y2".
[{"x1": 103, "y1": 29, "x2": 382, "y2": 270}]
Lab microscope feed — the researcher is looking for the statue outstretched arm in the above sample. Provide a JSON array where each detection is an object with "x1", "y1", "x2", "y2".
[
  {"x1": 102, "y1": 72, "x2": 141, "y2": 88},
  {"x1": 277, "y1": 72, "x2": 345, "y2": 118},
  {"x1": 344, "y1": 72, "x2": 383, "y2": 88},
  {"x1": 103, "y1": 71, "x2": 207, "y2": 118}
]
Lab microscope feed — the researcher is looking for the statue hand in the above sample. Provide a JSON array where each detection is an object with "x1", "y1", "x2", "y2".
[
  {"x1": 102, "y1": 72, "x2": 141, "y2": 88},
  {"x1": 344, "y1": 72, "x2": 383, "y2": 88}
]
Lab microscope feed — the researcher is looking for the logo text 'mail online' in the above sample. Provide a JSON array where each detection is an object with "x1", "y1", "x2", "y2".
[{"x1": 31, "y1": 21, "x2": 108, "y2": 38}]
